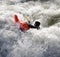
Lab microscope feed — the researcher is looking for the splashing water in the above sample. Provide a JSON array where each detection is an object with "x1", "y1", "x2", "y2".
[{"x1": 0, "y1": 0, "x2": 60, "y2": 57}]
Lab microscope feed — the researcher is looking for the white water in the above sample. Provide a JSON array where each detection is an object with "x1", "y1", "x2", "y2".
[{"x1": 0, "y1": 0, "x2": 60, "y2": 57}]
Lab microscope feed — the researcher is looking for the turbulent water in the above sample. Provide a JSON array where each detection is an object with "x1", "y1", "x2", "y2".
[{"x1": 0, "y1": 0, "x2": 60, "y2": 57}]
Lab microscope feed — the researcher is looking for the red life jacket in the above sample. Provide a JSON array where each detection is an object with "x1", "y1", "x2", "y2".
[{"x1": 14, "y1": 14, "x2": 30, "y2": 32}]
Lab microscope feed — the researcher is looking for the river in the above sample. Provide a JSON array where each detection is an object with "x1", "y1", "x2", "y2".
[{"x1": 0, "y1": 0, "x2": 60, "y2": 57}]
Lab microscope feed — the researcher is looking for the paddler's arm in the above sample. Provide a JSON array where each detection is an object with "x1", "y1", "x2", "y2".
[
  {"x1": 28, "y1": 24, "x2": 40, "y2": 29},
  {"x1": 28, "y1": 24, "x2": 37, "y2": 28}
]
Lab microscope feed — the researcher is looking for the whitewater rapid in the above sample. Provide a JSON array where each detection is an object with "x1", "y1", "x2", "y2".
[{"x1": 0, "y1": 1, "x2": 60, "y2": 57}]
